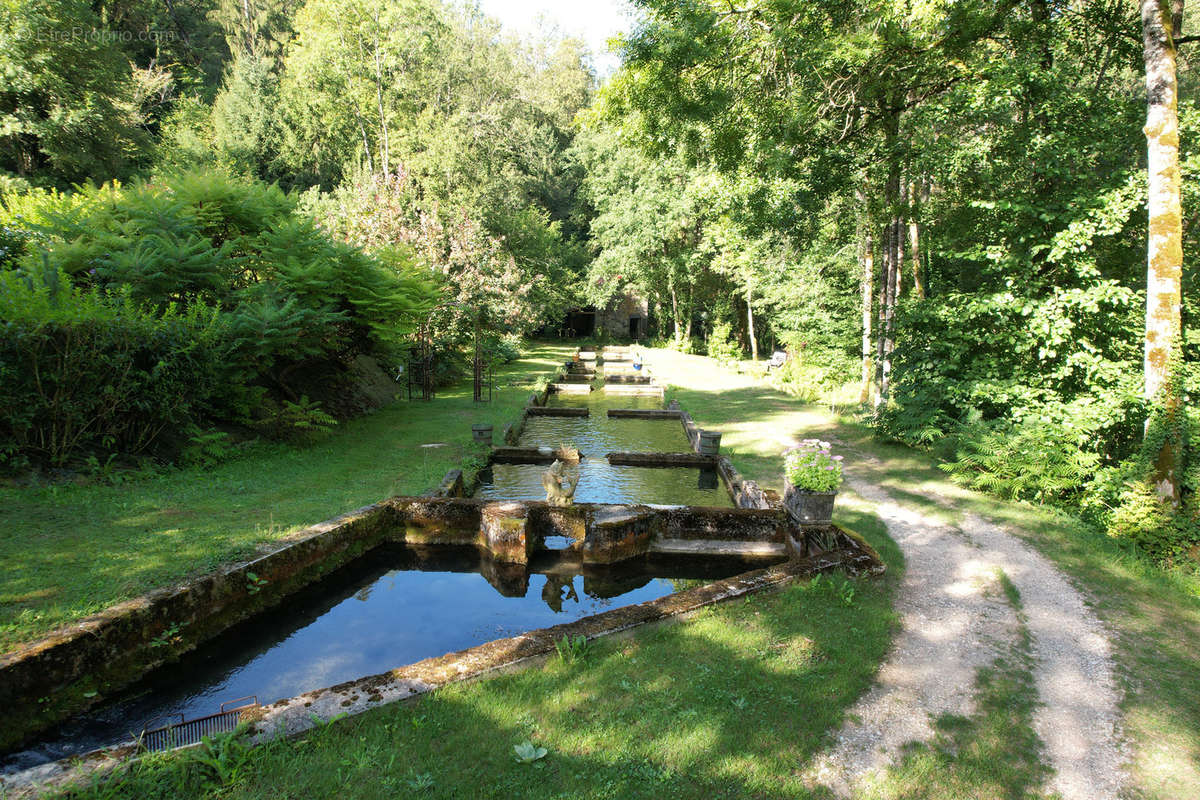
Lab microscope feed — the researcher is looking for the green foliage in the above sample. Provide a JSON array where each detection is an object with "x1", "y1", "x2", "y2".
[
  {"x1": 553, "y1": 634, "x2": 590, "y2": 665},
  {"x1": 0, "y1": 268, "x2": 228, "y2": 468},
  {"x1": 180, "y1": 427, "x2": 235, "y2": 468},
  {"x1": 705, "y1": 320, "x2": 740, "y2": 365},
  {"x1": 771, "y1": 338, "x2": 855, "y2": 404},
  {"x1": 0, "y1": 171, "x2": 437, "y2": 468},
  {"x1": 940, "y1": 416, "x2": 1103, "y2": 505},
  {"x1": 512, "y1": 740, "x2": 549, "y2": 764},
  {"x1": 1105, "y1": 483, "x2": 1187, "y2": 563},
  {"x1": 277, "y1": 397, "x2": 336, "y2": 436},
  {"x1": 492, "y1": 333, "x2": 524, "y2": 365}
]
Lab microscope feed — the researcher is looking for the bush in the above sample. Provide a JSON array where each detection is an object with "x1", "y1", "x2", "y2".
[
  {"x1": 706, "y1": 321, "x2": 741, "y2": 365},
  {"x1": 939, "y1": 415, "x2": 1102, "y2": 504},
  {"x1": 0, "y1": 269, "x2": 227, "y2": 468},
  {"x1": 1105, "y1": 482, "x2": 1187, "y2": 563},
  {"x1": 0, "y1": 171, "x2": 440, "y2": 469},
  {"x1": 492, "y1": 332, "x2": 523, "y2": 364}
]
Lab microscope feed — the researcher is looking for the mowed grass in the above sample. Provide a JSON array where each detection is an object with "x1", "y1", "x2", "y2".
[
  {"x1": 0, "y1": 343, "x2": 574, "y2": 653},
  {"x1": 650, "y1": 347, "x2": 1200, "y2": 800}
]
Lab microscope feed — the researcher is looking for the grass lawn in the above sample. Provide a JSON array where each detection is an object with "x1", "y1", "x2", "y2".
[{"x1": 0, "y1": 343, "x2": 573, "y2": 653}]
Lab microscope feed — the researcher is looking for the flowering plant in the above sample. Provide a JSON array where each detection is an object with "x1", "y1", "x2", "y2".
[{"x1": 784, "y1": 439, "x2": 844, "y2": 492}]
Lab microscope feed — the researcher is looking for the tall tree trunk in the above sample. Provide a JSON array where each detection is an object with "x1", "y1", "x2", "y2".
[
  {"x1": 745, "y1": 284, "x2": 758, "y2": 361},
  {"x1": 873, "y1": 217, "x2": 889, "y2": 408},
  {"x1": 372, "y1": 23, "x2": 390, "y2": 175},
  {"x1": 860, "y1": 230, "x2": 875, "y2": 404},
  {"x1": 669, "y1": 282, "x2": 682, "y2": 343},
  {"x1": 683, "y1": 284, "x2": 694, "y2": 342},
  {"x1": 875, "y1": 106, "x2": 903, "y2": 408},
  {"x1": 879, "y1": 216, "x2": 899, "y2": 404},
  {"x1": 1141, "y1": 0, "x2": 1185, "y2": 502},
  {"x1": 909, "y1": 179, "x2": 927, "y2": 299}
]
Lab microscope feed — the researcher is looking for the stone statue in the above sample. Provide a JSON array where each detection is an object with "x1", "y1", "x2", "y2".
[{"x1": 542, "y1": 459, "x2": 580, "y2": 506}]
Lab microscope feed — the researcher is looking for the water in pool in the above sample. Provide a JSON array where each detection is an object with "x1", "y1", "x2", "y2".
[{"x1": 1, "y1": 546, "x2": 764, "y2": 771}]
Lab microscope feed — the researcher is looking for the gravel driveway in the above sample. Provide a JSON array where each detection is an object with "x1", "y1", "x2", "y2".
[{"x1": 806, "y1": 472, "x2": 1128, "y2": 799}]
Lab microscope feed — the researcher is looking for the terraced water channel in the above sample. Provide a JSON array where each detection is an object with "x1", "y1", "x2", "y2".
[
  {"x1": 1, "y1": 351, "x2": 766, "y2": 776},
  {"x1": 475, "y1": 389, "x2": 732, "y2": 507}
]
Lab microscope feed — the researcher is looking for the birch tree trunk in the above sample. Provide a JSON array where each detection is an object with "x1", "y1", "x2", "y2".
[
  {"x1": 909, "y1": 179, "x2": 927, "y2": 299},
  {"x1": 372, "y1": 20, "x2": 390, "y2": 175},
  {"x1": 683, "y1": 284, "x2": 694, "y2": 342},
  {"x1": 860, "y1": 230, "x2": 874, "y2": 404},
  {"x1": 875, "y1": 106, "x2": 903, "y2": 408},
  {"x1": 879, "y1": 216, "x2": 899, "y2": 404},
  {"x1": 874, "y1": 218, "x2": 889, "y2": 408},
  {"x1": 669, "y1": 283, "x2": 681, "y2": 343},
  {"x1": 745, "y1": 284, "x2": 758, "y2": 361},
  {"x1": 1141, "y1": 0, "x2": 1185, "y2": 501}
]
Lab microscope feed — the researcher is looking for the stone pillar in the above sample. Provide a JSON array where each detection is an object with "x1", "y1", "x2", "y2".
[{"x1": 480, "y1": 501, "x2": 531, "y2": 564}]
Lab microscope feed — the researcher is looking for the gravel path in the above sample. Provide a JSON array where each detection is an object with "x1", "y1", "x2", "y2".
[{"x1": 807, "y1": 474, "x2": 1128, "y2": 799}]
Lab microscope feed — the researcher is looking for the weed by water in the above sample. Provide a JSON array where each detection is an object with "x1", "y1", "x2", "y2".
[{"x1": 554, "y1": 634, "x2": 590, "y2": 665}]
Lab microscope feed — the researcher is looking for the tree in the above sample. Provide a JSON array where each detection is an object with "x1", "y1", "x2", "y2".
[
  {"x1": 1141, "y1": 0, "x2": 1186, "y2": 502},
  {"x1": 0, "y1": 0, "x2": 150, "y2": 183}
]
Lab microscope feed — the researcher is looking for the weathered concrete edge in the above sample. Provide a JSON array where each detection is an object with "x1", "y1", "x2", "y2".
[
  {"x1": 4, "y1": 544, "x2": 881, "y2": 797},
  {"x1": 0, "y1": 503, "x2": 396, "y2": 752}
]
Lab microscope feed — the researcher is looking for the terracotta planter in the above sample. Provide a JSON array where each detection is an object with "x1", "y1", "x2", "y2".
[{"x1": 784, "y1": 485, "x2": 837, "y2": 526}]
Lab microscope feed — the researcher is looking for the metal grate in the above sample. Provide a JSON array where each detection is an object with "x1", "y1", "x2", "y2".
[{"x1": 140, "y1": 696, "x2": 258, "y2": 752}]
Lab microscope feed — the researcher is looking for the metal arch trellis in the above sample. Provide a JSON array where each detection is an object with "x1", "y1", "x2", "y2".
[
  {"x1": 473, "y1": 314, "x2": 492, "y2": 403},
  {"x1": 410, "y1": 305, "x2": 492, "y2": 403},
  {"x1": 408, "y1": 318, "x2": 435, "y2": 402}
]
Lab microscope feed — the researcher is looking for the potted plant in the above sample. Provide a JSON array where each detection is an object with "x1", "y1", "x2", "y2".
[{"x1": 783, "y1": 439, "x2": 844, "y2": 526}]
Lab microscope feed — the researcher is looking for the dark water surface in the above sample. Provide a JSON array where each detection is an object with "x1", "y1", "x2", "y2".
[{"x1": 2, "y1": 546, "x2": 767, "y2": 771}]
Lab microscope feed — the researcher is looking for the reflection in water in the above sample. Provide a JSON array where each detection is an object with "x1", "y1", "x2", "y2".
[
  {"x1": 3, "y1": 546, "x2": 769, "y2": 771},
  {"x1": 540, "y1": 574, "x2": 578, "y2": 612}
]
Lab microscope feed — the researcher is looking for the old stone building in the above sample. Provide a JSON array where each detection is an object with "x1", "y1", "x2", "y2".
[{"x1": 561, "y1": 293, "x2": 649, "y2": 339}]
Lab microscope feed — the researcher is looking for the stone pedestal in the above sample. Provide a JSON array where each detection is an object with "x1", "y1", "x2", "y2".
[
  {"x1": 584, "y1": 506, "x2": 657, "y2": 564},
  {"x1": 480, "y1": 502, "x2": 531, "y2": 564}
]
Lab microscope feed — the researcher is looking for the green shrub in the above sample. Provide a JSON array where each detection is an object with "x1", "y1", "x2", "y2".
[
  {"x1": 706, "y1": 320, "x2": 741, "y2": 365},
  {"x1": 0, "y1": 268, "x2": 227, "y2": 468},
  {"x1": 1106, "y1": 482, "x2": 1191, "y2": 564},
  {"x1": 773, "y1": 359, "x2": 841, "y2": 404},
  {"x1": 939, "y1": 416, "x2": 1102, "y2": 504},
  {"x1": 492, "y1": 332, "x2": 523, "y2": 364},
  {"x1": 0, "y1": 171, "x2": 440, "y2": 469}
]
